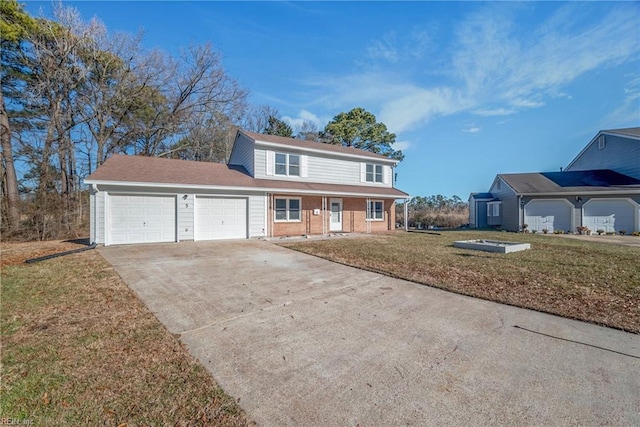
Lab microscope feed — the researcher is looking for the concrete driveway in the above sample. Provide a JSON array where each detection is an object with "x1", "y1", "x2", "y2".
[{"x1": 99, "y1": 240, "x2": 640, "y2": 426}]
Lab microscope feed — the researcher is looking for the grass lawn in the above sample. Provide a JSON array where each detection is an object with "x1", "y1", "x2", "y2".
[
  {"x1": 1, "y1": 241, "x2": 251, "y2": 426},
  {"x1": 283, "y1": 231, "x2": 640, "y2": 333}
]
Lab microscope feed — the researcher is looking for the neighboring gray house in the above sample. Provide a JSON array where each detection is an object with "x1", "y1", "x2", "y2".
[{"x1": 470, "y1": 127, "x2": 640, "y2": 233}]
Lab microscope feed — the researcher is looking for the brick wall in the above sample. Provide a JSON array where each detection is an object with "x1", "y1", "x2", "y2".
[{"x1": 270, "y1": 195, "x2": 395, "y2": 237}]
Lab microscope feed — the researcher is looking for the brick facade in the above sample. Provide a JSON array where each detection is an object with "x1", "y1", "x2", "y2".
[{"x1": 270, "y1": 195, "x2": 395, "y2": 237}]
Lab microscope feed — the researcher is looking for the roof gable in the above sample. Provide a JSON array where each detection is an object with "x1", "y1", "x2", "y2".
[{"x1": 566, "y1": 127, "x2": 640, "y2": 171}]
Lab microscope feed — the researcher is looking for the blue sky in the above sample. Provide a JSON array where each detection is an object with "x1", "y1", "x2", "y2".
[{"x1": 27, "y1": 1, "x2": 640, "y2": 199}]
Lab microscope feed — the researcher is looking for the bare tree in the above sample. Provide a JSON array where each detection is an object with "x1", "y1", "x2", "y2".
[
  {"x1": 296, "y1": 120, "x2": 321, "y2": 141},
  {"x1": 239, "y1": 104, "x2": 279, "y2": 133}
]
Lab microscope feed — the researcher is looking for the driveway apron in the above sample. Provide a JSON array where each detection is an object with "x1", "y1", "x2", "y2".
[{"x1": 99, "y1": 240, "x2": 640, "y2": 426}]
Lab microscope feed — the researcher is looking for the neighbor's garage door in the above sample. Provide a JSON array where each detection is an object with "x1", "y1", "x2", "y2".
[
  {"x1": 583, "y1": 199, "x2": 635, "y2": 233},
  {"x1": 110, "y1": 195, "x2": 176, "y2": 245},
  {"x1": 525, "y1": 200, "x2": 572, "y2": 233},
  {"x1": 195, "y1": 197, "x2": 247, "y2": 240}
]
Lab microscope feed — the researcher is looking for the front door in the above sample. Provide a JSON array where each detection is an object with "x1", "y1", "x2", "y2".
[{"x1": 330, "y1": 199, "x2": 342, "y2": 232}]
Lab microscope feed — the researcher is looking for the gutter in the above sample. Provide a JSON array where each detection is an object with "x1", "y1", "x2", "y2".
[{"x1": 85, "y1": 180, "x2": 409, "y2": 199}]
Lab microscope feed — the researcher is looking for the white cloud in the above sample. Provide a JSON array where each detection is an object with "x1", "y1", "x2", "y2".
[
  {"x1": 603, "y1": 74, "x2": 640, "y2": 127},
  {"x1": 472, "y1": 108, "x2": 516, "y2": 117},
  {"x1": 299, "y1": 3, "x2": 639, "y2": 136},
  {"x1": 282, "y1": 109, "x2": 324, "y2": 132},
  {"x1": 366, "y1": 32, "x2": 399, "y2": 63},
  {"x1": 510, "y1": 98, "x2": 545, "y2": 109},
  {"x1": 462, "y1": 125, "x2": 481, "y2": 134},
  {"x1": 452, "y1": 3, "x2": 639, "y2": 108},
  {"x1": 393, "y1": 140, "x2": 411, "y2": 151},
  {"x1": 379, "y1": 87, "x2": 470, "y2": 133}
]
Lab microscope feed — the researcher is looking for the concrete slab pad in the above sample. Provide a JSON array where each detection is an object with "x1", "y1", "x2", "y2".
[{"x1": 100, "y1": 240, "x2": 640, "y2": 426}]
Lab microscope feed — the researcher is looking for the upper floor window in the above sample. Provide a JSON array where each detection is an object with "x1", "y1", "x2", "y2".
[
  {"x1": 275, "y1": 153, "x2": 300, "y2": 177},
  {"x1": 366, "y1": 164, "x2": 383, "y2": 183}
]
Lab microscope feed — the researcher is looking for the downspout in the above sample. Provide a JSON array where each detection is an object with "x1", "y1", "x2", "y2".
[
  {"x1": 519, "y1": 195, "x2": 523, "y2": 231},
  {"x1": 366, "y1": 197, "x2": 371, "y2": 234},
  {"x1": 322, "y1": 195, "x2": 326, "y2": 235},
  {"x1": 264, "y1": 193, "x2": 269, "y2": 238},
  {"x1": 270, "y1": 193, "x2": 274, "y2": 238},
  {"x1": 91, "y1": 183, "x2": 98, "y2": 245}
]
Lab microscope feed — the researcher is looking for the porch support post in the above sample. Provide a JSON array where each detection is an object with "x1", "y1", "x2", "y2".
[
  {"x1": 405, "y1": 197, "x2": 409, "y2": 231},
  {"x1": 322, "y1": 195, "x2": 327, "y2": 235}
]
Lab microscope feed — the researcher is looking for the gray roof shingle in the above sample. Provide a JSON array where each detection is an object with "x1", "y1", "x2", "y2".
[
  {"x1": 499, "y1": 169, "x2": 640, "y2": 195},
  {"x1": 239, "y1": 130, "x2": 398, "y2": 162},
  {"x1": 602, "y1": 127, "x2": 640, "y2": 138},
  {"x1": 85, "y1": 154, "x2": 408, "y2": 198}
]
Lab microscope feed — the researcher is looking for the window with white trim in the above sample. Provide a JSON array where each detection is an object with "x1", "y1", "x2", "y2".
[
  {"x1": 366, "y1": 163, "x2": 383, "y2": 183},
  {"x1": 274, "y1": 198, "x2": 301, "y2": 221},
  {"x1": 487, "y1": 201, "x2": 501, "y2": 217},
  {"x1": 275, "y1": 153, "x2": 300, "y2": 177},
  {"x1": 367, "y1": 200, "x2": 384, "y2": 220}
]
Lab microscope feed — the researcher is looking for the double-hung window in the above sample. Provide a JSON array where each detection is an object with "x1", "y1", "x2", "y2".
[
  {"x1": 275, "y1": 153, "x2": 300, "y2": 177},
  {"x1": 366, "y1": 164, "x2": 383, "y2": 183},
  {"x1": 366, "y1": 200, "x2": 384, "y2": 221},
  {"x1": 275, "y1": 198, "x2": 301, "y2": 221}
]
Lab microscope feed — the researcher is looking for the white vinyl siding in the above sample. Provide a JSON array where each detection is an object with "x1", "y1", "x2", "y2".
[
  {"x1": 96, "y1": 191, "x2": 106, "y2": 244},
  {"x1": 248, "y1": 195, "x2": 266, "y2": 237},
  {"x1": 255, "y1": 148, "x2": 394, "y2": 187},
  {"x1": 178, "y1": 193, "x2": 194, "y2": 241},
  {"x1": 300, "y1": 155, "x2": 309, "y2": 178}
]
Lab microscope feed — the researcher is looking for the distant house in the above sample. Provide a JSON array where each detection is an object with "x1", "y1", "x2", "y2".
[
  {"x1": 469, "y1": 128, "x2": 640, "y2": 233},
  {"x1": 85, "y1": 130, "x2": 408, "y2": 246}
]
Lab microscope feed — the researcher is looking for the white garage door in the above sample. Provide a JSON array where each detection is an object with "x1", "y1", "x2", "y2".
[
  {"x1": 195, "y1": 197, "x2": 247, "y2": 240},
  {"x1": 525, "y1": 200, "x2": 572, "y2": 233},
  {"x1": 583, "y1": 199, "x2": 635, "y2": 233},
  {"x1": 110, "y1": 195, "x2": 176, "y2": 245}
]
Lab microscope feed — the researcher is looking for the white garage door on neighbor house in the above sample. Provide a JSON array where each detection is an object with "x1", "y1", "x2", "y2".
[
  {"x1": 524, "y1": 199, "x2": 573, "y2": 233},
  {"x1": 583, "y1": 199, "x2": 637, "y2": 233}
]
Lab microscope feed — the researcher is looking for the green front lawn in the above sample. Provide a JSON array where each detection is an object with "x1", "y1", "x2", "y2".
[{"x1": 284, "y1": 231, "x2": 640, "y2": 333}]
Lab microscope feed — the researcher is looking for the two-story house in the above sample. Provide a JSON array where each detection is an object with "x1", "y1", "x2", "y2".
[
  {"x1": 469, "y1": 127, "x2": 640, "y2": 234},
  {"x1": 85, "y1": 130, "x2": 409, "y2": 245}
]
